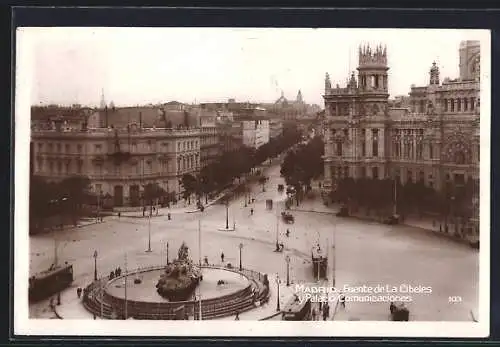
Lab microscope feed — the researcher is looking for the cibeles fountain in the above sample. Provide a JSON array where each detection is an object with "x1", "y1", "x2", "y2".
[
  {"x1": 82, "y1": 242, "x2": 271, "y2": 320},
  {"x1": 155, "y1": 243, "x2": 202, "y2": 301}
]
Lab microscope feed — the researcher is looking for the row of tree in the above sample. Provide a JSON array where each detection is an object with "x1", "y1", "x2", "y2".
[
  {"x1": 179, "y1": 124, "x2": 303, "y2": 203},
  {"x1": 280, "y1": 135, "x2": 325, "y2": 205},
  {"x1": 333, "y1": 176, "x2": 478, "y2": 220}
]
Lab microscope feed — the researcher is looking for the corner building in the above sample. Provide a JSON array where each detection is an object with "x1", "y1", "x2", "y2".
[{"x1": 322, "y1": 42, "x2": 480, "y2": 196}]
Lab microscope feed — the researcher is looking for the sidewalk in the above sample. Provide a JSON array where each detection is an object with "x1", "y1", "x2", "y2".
[
  {"x1": 118, "y1": 190, "x2": 229, "y2": 218},
  {"x1": 53, "y1": 281, "x2": 101, "y2": 320}
]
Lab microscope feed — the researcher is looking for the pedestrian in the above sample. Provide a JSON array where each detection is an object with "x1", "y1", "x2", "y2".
[
  {"x1": 235, "y1": 311, "x2": 240, "y2": 320},
  {"x1": 221, "y1": 252, "x2": 225, "y2": 263},
  {"x1": 311, "y1": 308, "x2": 317, "y2": 321},
  {"x1": 168, "y1": 213, "x2": 171, "y2": 220},
  {"x1": 318, "y1": 301, "x2": 323, "y2": 311},
  {"x1": 117, "y1": 267, "x2": 122, "y2": 276},
  {"x1": 204, "y1": 256, "x2": 209, "y2": 266},
  {"x1": 250, "y1": 208, "x2": 254, "y2": 215},
  {"x1": 339, "y1": 292, "x2": 346, "y2": 309},
  {"x1": 286, "y1": 229, "x2": 290, "y2": 237},
  {"x1": 77, "y1": 287, "x2": 82, "y2": 299},
  {"x1": 118, "y1": 212, "x2": 121, "y2": 219},
  {"x1": 322, "y1": 304, "x2": 329, "y2": 321}
]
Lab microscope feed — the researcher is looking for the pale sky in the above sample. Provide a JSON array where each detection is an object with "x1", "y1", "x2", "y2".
[{"x1": 20, "y1": 27, "x2": 484, "y2": 107}]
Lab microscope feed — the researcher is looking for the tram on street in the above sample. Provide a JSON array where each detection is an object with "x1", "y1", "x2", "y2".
[
  {"x1": 282, "y1": 295, "x2": 312, "y2": 321},
  {"x1": 29, "y1": 263, "x2": 74, "y2": 302}
]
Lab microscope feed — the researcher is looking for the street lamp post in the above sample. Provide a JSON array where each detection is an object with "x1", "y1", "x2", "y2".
[
  {"x1": 225, "y1": 198, "x2": 229, "y2": 229},
  {"x1": 93, "y1": 250, "x2": 98, "y2": 281},
  {"x1": 166, "y1": 242, "x2": 169, "y2": 265},
  {"x1": 285, "y1": 255, "x2": 290, "y2": 286},
  {"x1": 239, "y1": 243, "x2": 244, "y2": 270},
  {"x1": 275, "y1": 274, "x2": 281, "y2": 311},
  {"x1": 146, "y1": 203, "x2": 152, "y2": 252}
]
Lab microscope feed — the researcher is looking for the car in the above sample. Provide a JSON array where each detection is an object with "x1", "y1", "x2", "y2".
[{"x1": 390, "y1": 302, "x2": 409, "y2": 321}]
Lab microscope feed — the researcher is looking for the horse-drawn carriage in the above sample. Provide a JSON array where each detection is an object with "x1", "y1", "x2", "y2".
[{"x1": 281, "y1": 211, "x2": 295, "y2": 224}]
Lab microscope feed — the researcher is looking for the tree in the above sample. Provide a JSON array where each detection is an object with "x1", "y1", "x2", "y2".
[
  {"x1": 58, "y1": 175, "x2": 92, "y2": 225},
  {"x1": 180, "y1": 174, "x2": 198, "y2": 204},
  {"x1": 30, "y1": 176, "x2": 58, "y2": 232},
  {"x1": 143, "y1": 183, "x2": 166, "y2": 208}
]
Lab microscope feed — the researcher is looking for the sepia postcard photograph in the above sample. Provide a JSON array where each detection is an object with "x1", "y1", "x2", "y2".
[{"x1": 14, "y1": 27, "x2": 490, "y2": 337}]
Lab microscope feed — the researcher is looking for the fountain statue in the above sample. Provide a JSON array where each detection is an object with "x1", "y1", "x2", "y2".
[{"x1": 156, "y1": 242, "x2": 202, "y2": 301}]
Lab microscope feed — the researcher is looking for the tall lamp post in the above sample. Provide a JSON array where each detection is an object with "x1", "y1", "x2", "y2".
[
  {"x1": 225, "y1": 198, "x2": 229, "y2": 229},
  {"x1": 93, "y1": 250, "x2": 98, "y2": 281},
  {"x1": 285, "y1": 255, "x2": 290, "y2": 286},
  {"x1": 146, "y1": 201, "x2": 152, "y2": 252},
  {"x1": 275, "y1": 274, "x2": 281, "y2": 311},
  {"x1": 239, "y1": 243, "x2": 244, "y2": 270},
  {"x1": 166, "y1": 242, "x2": 169, "y2": 265}
]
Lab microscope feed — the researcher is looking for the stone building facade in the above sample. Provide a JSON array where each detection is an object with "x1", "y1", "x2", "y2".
[
  {"x1": 322, "y1": 42, "x2": 480, "y2": 200},
  {"x1": 32, "y1": 123, "x2": 201, "y2": 206},
  {"x1": 242, "y1": 119, "x2": 270, "y2": 149}
]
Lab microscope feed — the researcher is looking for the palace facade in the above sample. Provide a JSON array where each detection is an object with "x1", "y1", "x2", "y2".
[
  {"x1": 322, "y1": 41, "x2": 480, "y2": 199},
  {"x1": 31, "y1": 108, "x2": 201, "y2": 206}
]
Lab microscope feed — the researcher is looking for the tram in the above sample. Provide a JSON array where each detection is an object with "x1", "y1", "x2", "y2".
[
  {"x1": 282, "y1": 295, "x2": 312, "y2": 321},
  {"x1": 29, "y1": 263, "x2": 74, "y2": 302}
]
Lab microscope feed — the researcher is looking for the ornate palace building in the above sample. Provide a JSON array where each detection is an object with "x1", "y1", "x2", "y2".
[
  {"x1": 31, "y1": 105, "x2": 201, "y2": 206},
  {"x1": 322, "y1": 41, "x2": 480, "y2": 198}
]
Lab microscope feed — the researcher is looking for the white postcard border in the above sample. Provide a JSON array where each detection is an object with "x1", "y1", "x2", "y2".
[{"x1": 14, "y1": 27, "x2": 491, "y2": 338}]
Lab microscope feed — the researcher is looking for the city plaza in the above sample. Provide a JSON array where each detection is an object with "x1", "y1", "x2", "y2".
[
  {"x1": 29, "y1": 162, "x2": 478, "y2": 321},
  {"x1": 28, "y1": 41, "x2": 479, "y2": 322}
]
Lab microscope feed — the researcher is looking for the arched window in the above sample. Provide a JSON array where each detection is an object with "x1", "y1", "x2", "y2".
[
  {"x1": 470, "y1": 98, "x2": 475, "y2": 111},
  {"x1": 457, "y1": 99, "x2": 461, "y2": 112},
  {"x1": 463, "y1": 98, "x2": 468, "y2": 111},
  {"x1": 443, "y1": 99, "x2": 448, "y2": 112}
]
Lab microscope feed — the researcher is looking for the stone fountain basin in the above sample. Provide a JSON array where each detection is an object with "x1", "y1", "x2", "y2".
[{"x1": 105, "y1": 267, "x2": 250, "y2": 303}]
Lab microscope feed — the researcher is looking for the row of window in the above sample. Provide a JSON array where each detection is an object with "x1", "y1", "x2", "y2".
[
  {"x1": 37, "y1": 142, "x2": 83, "y2": 153},
  {"x1": 36, "y1": 139, "x2": 201, "y2": 155},
  {"x1": 411, "y1": 97, "x2": 479, "y2": 113},
  {"x1": 331, "y1": 166, "x2": 433, "y2": 186},
  {"x1": 359, "y1": 74, "x2": 388, "y2": 90},
  {"x1": 36, "y1": 158, "x2": 83, "y2": 174},
  {"x1": 443, "y1": 97, "x2": 479, "y2": 113}
]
